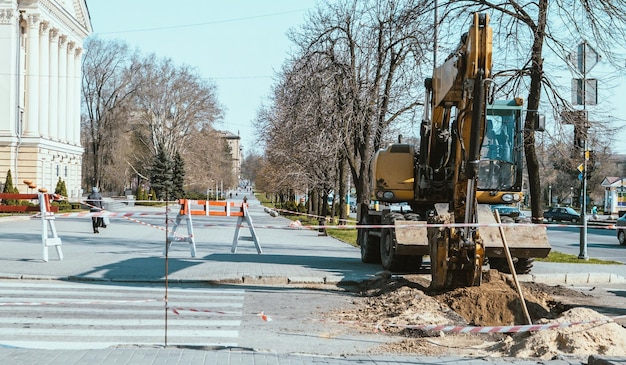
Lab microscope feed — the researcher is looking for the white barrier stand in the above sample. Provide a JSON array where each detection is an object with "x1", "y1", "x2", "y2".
[
  {"x1": 164, "y1": 206, "x2": 197, "y2": 257},
  {"x1": 231, "y1": 204, "x2": 262, "y2": 254},
  {"x1": 40, "y1": 194, "x2": 63, "y2": 262}
]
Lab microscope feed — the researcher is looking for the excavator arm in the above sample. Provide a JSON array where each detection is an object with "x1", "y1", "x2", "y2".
[{"x1": 422, "y1": 13, "x2": 493, "y2": 289}]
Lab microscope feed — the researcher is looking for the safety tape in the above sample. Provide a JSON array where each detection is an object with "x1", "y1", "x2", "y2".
[
  {"x1": 167, "y1": 306, "x2": 240, "y2": 316},
  {"x1": 0, "y1": 299, "x2": 157, "y2": 306},
  {"x1": 167, "y1": 307, "x2": 271, "y2": 321},
  {"x1": 38, "y1": 196, "x2": 623, "y2": 232},
  {"x1": 381, "y1": 318, "x2": 616, "y2": 333},
  {"x1": 40, "y1": 212, "x2": 621, "y2": 231},
  {"x1": 50, "y1": 199, "x2": 188, "y2": 239},
  {"x1": 317, "y1": 314, "x2": 626, "y2": 334}
]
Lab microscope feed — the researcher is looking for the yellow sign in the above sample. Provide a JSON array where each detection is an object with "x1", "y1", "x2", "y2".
[
  {"x1": 585, "y1": 150, "x2": 590, "y2": 160},
  {"x1": 577, "y1": 164, "x2": 584, "y2": 173}
]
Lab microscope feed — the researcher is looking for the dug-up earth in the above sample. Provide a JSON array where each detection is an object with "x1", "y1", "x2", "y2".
[{"x1": 329, "y1": 270, "x2": 626, "y2": 360}]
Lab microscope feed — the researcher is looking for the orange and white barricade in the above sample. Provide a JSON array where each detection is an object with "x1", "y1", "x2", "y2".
[
  {"x1": 165, "y1": 199, "x2": 261, "y2": 256},
  {"x1": 0, "y1": 193, "x2": 63, "y2": 262}
]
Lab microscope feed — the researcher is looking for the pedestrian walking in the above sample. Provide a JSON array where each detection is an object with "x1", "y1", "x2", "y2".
[
  {"x1": 86, "y1": 187, "x2": 106, "y2": 233},
  {"x1": 591, "y1": 205, "x2": 598, "y2": 220}
]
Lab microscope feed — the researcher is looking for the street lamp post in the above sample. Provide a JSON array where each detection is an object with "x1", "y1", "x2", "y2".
[{"x1": 548, "y1": 185, "x2": 552, "y2": 207}]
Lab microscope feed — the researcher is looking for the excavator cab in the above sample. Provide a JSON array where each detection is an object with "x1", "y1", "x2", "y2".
[{"x1": 476, "y1": 99, "x2": 525, "y2": 205}]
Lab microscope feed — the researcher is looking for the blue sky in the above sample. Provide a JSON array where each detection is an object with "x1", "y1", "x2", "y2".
[
  {"x1": 86, "y1": 0, "x2": 318, "y2": 156},
  {"x1": 86, "y1": 1, "x2": 626, "y2": 156}
]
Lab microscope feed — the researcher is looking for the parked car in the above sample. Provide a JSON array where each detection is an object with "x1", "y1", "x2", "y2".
[
  {"x1": 543, "y1": 207, "x2": 580, "y2": 223},
  {"x1": 349, "y1": 201, "x2": 357, "y2": 213},
  {"x1": 490, "y1": 205, "x2": 522, "y2": 222},
  {"x1": 617, "y1": 213, "x2": 626, "y2": 246}
]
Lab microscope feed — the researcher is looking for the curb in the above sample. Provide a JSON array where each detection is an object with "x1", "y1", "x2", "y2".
[
  {"x1": 0, "y1": 273, "x2": 374, "y2": 286},
  {"x1": 518, "y1": 273, "x2": 626, "y2": 285},
  {"x1": 2, "y1": 271, "x2": 623, "y2": 286}
]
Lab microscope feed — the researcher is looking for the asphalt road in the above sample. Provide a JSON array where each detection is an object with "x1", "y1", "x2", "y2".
[{"x1": 545, "y1": 225, "x2": 626, "y2": 263}]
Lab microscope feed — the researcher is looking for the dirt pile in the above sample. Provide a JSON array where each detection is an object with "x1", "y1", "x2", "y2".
[
  {"x1": 494, "y1": 307, "x2": 626, "y2": 359},
  {"x1": 333, "y1": 271, "x2": 626, "y2": 358},
  {"x1": 434, "y1": 270, "x2": 556, "y2": 326}
]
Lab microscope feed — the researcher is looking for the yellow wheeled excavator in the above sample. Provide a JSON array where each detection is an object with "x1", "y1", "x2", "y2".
[{"x1": 356, "y1": 13, "x2": 550, "y2": 289}]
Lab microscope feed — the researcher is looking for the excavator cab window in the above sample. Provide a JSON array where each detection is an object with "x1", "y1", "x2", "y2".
[
  {"x1": 478, "y1": 109, "x2": 519, "y2": 191},
  {"x1": 483, "y1": 115, "x2": 514, "y2": 163}
]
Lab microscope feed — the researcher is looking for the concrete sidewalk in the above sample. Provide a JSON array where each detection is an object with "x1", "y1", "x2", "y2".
[
  {"x1": 0, "y1": 195, "x2": 383, "y2": 285},
  {"x1": 1, "y1": 194, "x2": 625, "y2": 286}
]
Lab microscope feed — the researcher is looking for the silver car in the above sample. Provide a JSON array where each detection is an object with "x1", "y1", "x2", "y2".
[{"x1": 617, "y1": 213, "x2": 626, "y2": 246}]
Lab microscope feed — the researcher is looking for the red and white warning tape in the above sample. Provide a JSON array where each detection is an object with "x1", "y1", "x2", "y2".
[
  {"x1": 167, "y1": 306, "x2": 240, "y2": 316},
  {"x1": 381, "y1": 316, "x2": 624, "y2": 333},
  {"x1": 0, "y1": 298, "x2": 157, "y2": 306}
]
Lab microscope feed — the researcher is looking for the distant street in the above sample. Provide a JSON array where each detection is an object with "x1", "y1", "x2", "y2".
[{"x1": 546, "y1": 225, "x2": 626, "y2": 263}]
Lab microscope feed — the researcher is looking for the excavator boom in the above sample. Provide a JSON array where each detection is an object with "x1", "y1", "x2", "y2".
[{"x1": 358, "y1": 12, "x2": 550, "y2": 290}]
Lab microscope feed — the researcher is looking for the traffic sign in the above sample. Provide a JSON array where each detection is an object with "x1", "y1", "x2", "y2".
[
  {"x1": 578, "y1": 173, "x2": 583, "y2": 181},
  {"x1": 577, "y1": 164, "x2": 584, "y2": 173},
  {"x1": 577, "y1": 41, "x2": 600, "y2": 73}
]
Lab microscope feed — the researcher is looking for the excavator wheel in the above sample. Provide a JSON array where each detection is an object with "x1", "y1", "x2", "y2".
[
  {"x1": 380, "y1": 213, "x2": 412, "y2": 271},
  {"x1": 358, "y1": 214, "x2": 381, "y2": 264}
]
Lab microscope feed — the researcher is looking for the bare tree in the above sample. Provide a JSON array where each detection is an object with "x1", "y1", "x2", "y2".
[
  {"x1": 183, "y1": 126, "x2": 235, "y2": 193},
  {"x1": 259, "y1": 0, "x2": 431, "y2": 217},
  {"x1": 131, "y1": 55, "x2": 222, "y2": 161},
  {"x1": 81, "y1": 37, "x2": 138, "y2": 191},
  {"x1": 441, "y1": 0, "x2": 626, "y2": 221}
]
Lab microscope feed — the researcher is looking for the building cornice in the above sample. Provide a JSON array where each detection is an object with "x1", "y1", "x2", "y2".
[{"x1": 36, "y1": 0, "x2": 91, "y2": 39}]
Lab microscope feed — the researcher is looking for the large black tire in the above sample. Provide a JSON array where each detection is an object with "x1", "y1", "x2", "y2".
[
  {"x1": 618, "y1": 230, "x2": 625, "y2": 246},
  {"x1": 380, "y1": 213, "x2": 411, "y2": 271},
  {"x1": 358, "y1": 214, "x2": 381, "y2": 263}
]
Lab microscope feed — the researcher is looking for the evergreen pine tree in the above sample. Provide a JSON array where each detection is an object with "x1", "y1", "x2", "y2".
[
  {"x1": 2, "y1": 170, "x2": 17, "y2": 205},
  {"x1": 54, "y1": 177, "x2": 68, "y2": 197},
  {"x1": 3, "y1": 169, "x2": 15, "y2": 194},
  {"x1": 172, "y1": 152, "x2": 185, "y2": 199},
  {"x1": 149, "y1": 149, "x2": 173, "y2": 200},
  {"x1": 136, "y1": 185, "x2": 145, "y2": 201}
]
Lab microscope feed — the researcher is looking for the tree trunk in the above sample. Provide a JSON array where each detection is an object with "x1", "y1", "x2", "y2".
[
  {"x1": 338, "y1": 157, "x2": 347, "y2": 224},
  {"x1": 525, "y1": 0, "x2": 548, "y2": 223}
]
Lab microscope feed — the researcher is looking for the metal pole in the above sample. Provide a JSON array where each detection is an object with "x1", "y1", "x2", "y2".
[
  {"x1": 579, "y1": 142, "x2": 588, "y2": 259},
  {"x1": 578, "y1": 41, "x2": 589, "y2": 260}
]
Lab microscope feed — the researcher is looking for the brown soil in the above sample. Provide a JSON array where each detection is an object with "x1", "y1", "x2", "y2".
[{"x1": 330, "y1": 270, "x2": 626, "y2": 359}]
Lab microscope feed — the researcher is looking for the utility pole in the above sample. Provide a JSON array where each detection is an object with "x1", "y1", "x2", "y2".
[{"x1": 568, "y1": 40, "x2": 600, "y2": 260}]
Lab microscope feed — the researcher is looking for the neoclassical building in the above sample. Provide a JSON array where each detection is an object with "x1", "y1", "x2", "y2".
[{"x1": 0, "y1": 0, "x2": 91, "y2": 197}]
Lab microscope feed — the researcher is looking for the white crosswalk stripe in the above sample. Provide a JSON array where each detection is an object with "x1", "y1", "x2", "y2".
[{"x1": 0, "y1": 281, "x2": 245, "y2": 349}]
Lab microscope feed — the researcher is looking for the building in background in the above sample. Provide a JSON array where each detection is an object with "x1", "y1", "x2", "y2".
[
  {"x1": 218, "y1": 130, "x2": 242, "y2": 186},
  {"x1": 602, "y1": 176, "x2": 626, "y2": 216},
  {"x1": 0, "y1": 0, "x2": 91, "y2": 197}
]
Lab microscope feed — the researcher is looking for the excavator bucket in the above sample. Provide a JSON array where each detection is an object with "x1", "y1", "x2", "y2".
[{"x1": 476, "y1": 204, "x2": 551, "y2": 260}]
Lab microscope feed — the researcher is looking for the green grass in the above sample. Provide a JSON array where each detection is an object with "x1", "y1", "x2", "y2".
[
  {"x1": 326, "y1": 221, "x2": 358, "y2": 246},
  {"x1": 536, "y1": 251, "x2": 622, "y2": 264}
]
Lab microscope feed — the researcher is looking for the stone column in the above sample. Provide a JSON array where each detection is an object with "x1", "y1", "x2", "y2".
[
  {"x1": 74, "y1": 47, "x2": 83, "y2": 145},
  {"x1": 57, "y1": 35, "x2": 68, "y2": 143},
  {"x1": 38, "y1": 21, "x2": 50, "y2": 138},
  {"x1": 25, "y1": 13, "x2": 40, "y2": 137},
  {"x1": 48, "y1": 29, "x2": 59, "y2": 141},
  {"x1": 65, "y1": 41, "x2": 75, "y2": 144}
]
